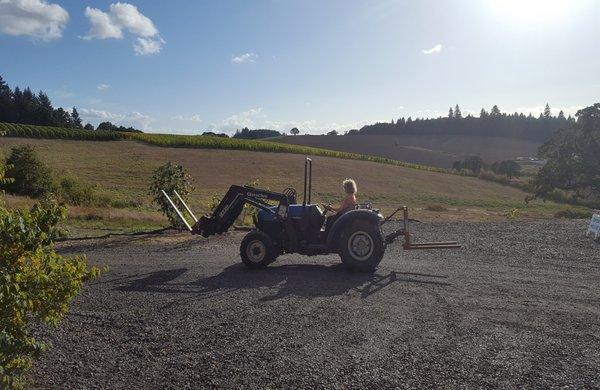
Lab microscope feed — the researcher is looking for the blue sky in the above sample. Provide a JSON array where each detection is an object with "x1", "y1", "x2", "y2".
[{"x1": 0, "y1": 0, "x2": 598, "y2": 134}]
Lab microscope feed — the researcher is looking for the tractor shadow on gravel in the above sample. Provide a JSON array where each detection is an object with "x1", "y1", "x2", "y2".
[{"x1": 115, "y1": 263, "x2": 449, "y2": 303}]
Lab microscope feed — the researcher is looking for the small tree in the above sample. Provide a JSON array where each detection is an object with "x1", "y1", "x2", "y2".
[
  {"x1": 290, "y1": 127, "x2": 299, "y2": 136},
  {"x1": 492, "y1": 160, "x2": 521, "y2": 179},
  {"x1": 83, "y1": 123, "x2": 94, "y2": 130},
  {"x1": 149, "y1": 162, "x2": 194, "y2": 229},
  {"x1": 327, "y1": 130, "x2": 338, "y2": 136},
  {"x1": 0, "y1": 162, "x2": 99, "y2": 388},
  {"x1": 3, "y1": 146, "x2": 52, "y2": 197}
]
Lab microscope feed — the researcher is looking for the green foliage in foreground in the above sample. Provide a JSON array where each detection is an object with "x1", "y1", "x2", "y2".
[
  {"x1": 0, "y1": 162, "x2": 99, "y2": 388},
  {"x1": 124, "y1": 132, "x2": 450, "y2": 173},
  {"x1": 0, "y1": 122, "x2": 123, "y2": 141},
  {"x1": 0, "y1": 200, "x2": 100, "y2": 389}
]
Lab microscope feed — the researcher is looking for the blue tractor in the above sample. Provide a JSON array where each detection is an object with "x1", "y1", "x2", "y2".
[{"x1": 163, "y1": 158, "x2": 459, "y2": 272}]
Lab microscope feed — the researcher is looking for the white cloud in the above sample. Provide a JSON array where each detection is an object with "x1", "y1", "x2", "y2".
[
  {"x1": 172, "y1": 114, "x2": 202, "y2": 122},
  {"x1": 422, "y1": 44, "x2": 442, "y2": 55},
  {"x1": 108, "y1": 2, "x2": 157, "y2": 37},
  {"x1": 133, "y1": 36, "x2": 164, "y2": 55},
  {"x1": 232, "y1": 53, "x2": 258, "y2": 64},
  {"x1": 82, "y1": 2, "x2": 164, "y2": 55},
  {"x1": 0, "y1": 0, "x2": 69, "y2": 41},
  {"x1": 97, "y1": 83, "x2": 111, "y2": 91},
  {"x1": 79, "y1": 107, "x2": 155, "y2": 130},
  {"x1": 82, "y1": 6, "x2": 122, "y2": 39}
]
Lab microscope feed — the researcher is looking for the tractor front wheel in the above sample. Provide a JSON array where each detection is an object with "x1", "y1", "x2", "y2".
[
  {"x1": 240, "y1": 231, "x2": 276, "y2": 269},
  {"x1": 340, "y1": 220, "x2": 384, "y2": 272}
]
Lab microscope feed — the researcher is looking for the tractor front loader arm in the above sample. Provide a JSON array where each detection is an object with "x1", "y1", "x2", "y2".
[{"x1": 163, "y1": 185, "x2": 291, "y2": 238}]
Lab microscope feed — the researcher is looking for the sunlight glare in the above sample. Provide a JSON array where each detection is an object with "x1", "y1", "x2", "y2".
[{"x1": 491, "y1": 0, "x2": 571, "y2": 22}]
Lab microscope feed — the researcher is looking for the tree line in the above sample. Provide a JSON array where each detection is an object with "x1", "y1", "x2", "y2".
[
  {"x1": 358, "y1": 104, "x2": 575, "y2": 141},
  {"x1": 0, "y1": 75, "x2": 141, "y2": 132}
]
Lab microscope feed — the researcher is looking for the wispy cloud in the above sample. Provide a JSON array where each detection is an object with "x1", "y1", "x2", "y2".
[
  {"x1": 232, "y1": 52, "x2": 258, "y2": 64},
  {"x1": 79, "y1": 107, "x2": 155, "y2": 130},
  {"x1": 172, "y1": 114, "x2": 202, "y2": 122},
  {"x1": 204, "y1": 107, "x2": 379, "y2": 135},
  {"x1": 0, "y1": 0, "x2": 69, "y2": 41},
  {"x1": 97, "y1": 83, "x2": 111, "y2": 91},
  {"x1": 81, "y1": 2, "x2": 165, "y2": 55},
  {"x1": 422, "y1": 44, "x2": 442, "y2": 55}
]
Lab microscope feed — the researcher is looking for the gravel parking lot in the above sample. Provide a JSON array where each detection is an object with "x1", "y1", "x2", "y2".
[{"x1": 31, "y1": 220, "x2": 600, "y2": 389}]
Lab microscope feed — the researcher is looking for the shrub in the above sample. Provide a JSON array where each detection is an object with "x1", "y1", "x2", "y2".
[
  {"x1": 554, "y1": 209, "x2": 592, "y2": 219},
  {"x1": 505, "y1": 208, "x2": 521, "y2": 219},
  {"x1": 55, "y1": 175, "x2": 97, "y2": 206},
  {"x1": 3, "y1": 145, "x2": 52, "y2": 197},
  {"x1": 426, "y1": 204, "x2": 448, "y2": 212},
  {"x1": 149, "y1": 162, "x2": 194, "y2": 229},
  {"x1": 0, "y1": 194, "x2": 99, "y2": 388}
]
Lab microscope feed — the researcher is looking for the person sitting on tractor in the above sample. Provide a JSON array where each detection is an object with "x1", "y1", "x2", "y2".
[{"x1": 324, "y1": 178, "x2": 358, "y2": 219}]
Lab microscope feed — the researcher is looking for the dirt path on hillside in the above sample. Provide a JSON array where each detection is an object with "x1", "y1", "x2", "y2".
[{"x1": 30, "y1": 220, "x2": 600, "y2": 389}]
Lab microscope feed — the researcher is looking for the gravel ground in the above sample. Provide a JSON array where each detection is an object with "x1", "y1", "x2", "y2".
[{"x1": 30, "y1": 220, "x2": 600, "y2": 389}]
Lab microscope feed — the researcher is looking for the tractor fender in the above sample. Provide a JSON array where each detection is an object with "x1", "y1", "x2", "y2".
[{"x1": 326, "y1": 209, "x2": 383, "y2": 250}]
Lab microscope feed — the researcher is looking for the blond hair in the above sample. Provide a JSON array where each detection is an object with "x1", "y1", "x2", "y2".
[{"x1": 343, "y1": 178, "x2": 357, "y2": 194}]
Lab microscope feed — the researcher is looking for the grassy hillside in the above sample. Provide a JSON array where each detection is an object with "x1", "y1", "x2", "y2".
[
  {"x1": 0, "y1": 137, "x2": 582, "y2": 237},
  {"x1": 274, "y1": 134, "x2": 542, "y2": 168},
  {"x1": 0, "y1": 122, "x2": 449, "y2": 173}
]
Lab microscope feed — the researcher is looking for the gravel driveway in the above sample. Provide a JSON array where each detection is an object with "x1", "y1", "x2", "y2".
[{"x1": 31, "y1": 220, "x2": 600, "y2": 389}]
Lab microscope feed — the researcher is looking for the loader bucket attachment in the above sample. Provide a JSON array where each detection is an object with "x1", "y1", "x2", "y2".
[
  {"x1": 383, "y1": 206, "x2": 461, "y2": 250},
  {"x1": 161, "y1": 190, "x2": 197, "y2": 232},
  {"x1": 401, "y1": 206, "x2": 461, "y2": 250}
]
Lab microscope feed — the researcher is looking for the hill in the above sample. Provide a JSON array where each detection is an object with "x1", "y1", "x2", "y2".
[
  {"x1": 0, "y1": 137, "x2": 578, "y2": 237},
  {"x1": 273, "y1": 134, "x2": 541, "y2": 168}
]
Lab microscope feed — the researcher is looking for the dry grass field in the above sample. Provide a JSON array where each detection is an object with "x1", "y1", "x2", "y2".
[
  {"x1": 274, "y1": 134, "x2": 542, "y2": 168},
  {"x1": 0, "y1": 137, "x2": 580, "y2": 236}
]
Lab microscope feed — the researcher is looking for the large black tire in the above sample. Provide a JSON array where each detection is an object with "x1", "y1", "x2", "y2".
[
  {"x1": 339, "y1": 220, "x2": 384, "y2": 272},
  {"x1": 240, "y1": 231, "x2": 276, "y2": 269}
]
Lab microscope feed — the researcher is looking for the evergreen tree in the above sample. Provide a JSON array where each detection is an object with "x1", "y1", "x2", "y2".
[
  {"x1": 0, "y1": 75, "x2": 13, "y2": 122},
  {"x1": 490, "y1": 105, "x2": 501, "y2": 117},
  {"x1": 454, "y1": 104, "x2": 462, "y2": 119},
  {"x1": 448, "y1": 107, "x2": 454, "y2": 118},
  {"x1": 36, "y1": 92, "x2": 54, "y2": 125},
  {"x1": 557, "y1": 110, "x2": 565, "y2": 120},
  {"x1": 479, "y1": 108, "x2": 488, "y2": 119},
  {"x1": 543, "y1": 103, "x2": 552, "y2": 119},
  {"x1": 70, "y1": 107, "x2": 83, "y2": 128}
]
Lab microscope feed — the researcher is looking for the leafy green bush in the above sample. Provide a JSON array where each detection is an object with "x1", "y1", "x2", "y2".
[
  {"x1": 149, "y1": 162, "x2": 194, "y2": 229},
  {"x1": 3, "y1": 145, "x2": 52, "y2": 197},
  {"x1": 55, "y1": 175, "x2": 110, "y2": 207},
  {"x1": 0, "y1": 193, "x2": 99, "y2": 388}
]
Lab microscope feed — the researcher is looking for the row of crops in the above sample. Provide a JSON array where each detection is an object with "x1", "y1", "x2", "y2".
[
  {"x1": 0, "y1": 122, "x2": 450, "y2": 174},
  {"x1": 123, "y1": 132, "x2": 450, "y2": 173},
  {"x1": 0, "y1": 122, "x2": 124, "y2": 141}
]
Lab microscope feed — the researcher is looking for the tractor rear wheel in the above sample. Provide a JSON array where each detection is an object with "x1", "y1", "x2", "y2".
[
  {"x1": 240, "y1": 231, "x2": 276, "y2": 269},
  {"x1": 340, "y1": 220, "x2": 384, "y2": 272}
]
